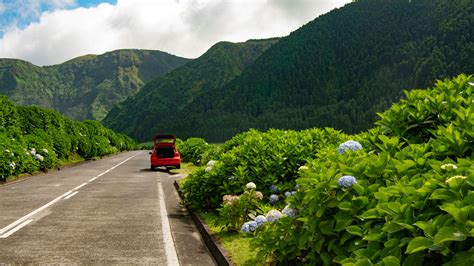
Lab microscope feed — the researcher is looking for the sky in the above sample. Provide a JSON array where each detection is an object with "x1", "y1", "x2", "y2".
[{"x1": 0, "y1": 0, "x2": 350, "y2": 66}]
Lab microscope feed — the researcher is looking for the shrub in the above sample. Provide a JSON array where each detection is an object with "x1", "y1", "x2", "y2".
[{"x1": 252, "y1": 75, "x2": 474, "y2": 264}]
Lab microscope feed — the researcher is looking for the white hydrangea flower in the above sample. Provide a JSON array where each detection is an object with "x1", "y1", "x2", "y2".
[
  {"x1": 35, "y1": 154, "x2": 44, "y2": 162},
  {"x1": 246, "y1": 182, "x2": 256, "y2": 190},
  {"x1": 206, "y1": 160, "x2": 217, "y2": 167},
  {"x1": 30, "y1": 148, "x2": 36, "y2": 156},
  {"x1": 42, "y1": 148, "x2": 48, "y2": 154}
]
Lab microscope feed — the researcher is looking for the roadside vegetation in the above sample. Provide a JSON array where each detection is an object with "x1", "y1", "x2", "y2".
[
  {"x1": 0, "y1": 96, "x2": 136, "y2": 182},
  {"x1": 179, "y1": 75, "x2": 473, "y2": 265}
]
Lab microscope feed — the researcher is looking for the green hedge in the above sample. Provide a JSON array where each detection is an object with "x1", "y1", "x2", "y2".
[{"x1": 0, "y1": 96, "x2": 136, "y2": 181}]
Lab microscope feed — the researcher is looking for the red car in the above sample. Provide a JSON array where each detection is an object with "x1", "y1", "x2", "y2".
[{"x1": 149, "y1": 134, "x2": 181, "y2": 170}]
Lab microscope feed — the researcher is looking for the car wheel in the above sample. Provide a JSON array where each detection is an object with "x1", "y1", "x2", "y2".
[{"x1": 151, "y1": 166, "x2": 155, "y2": 171}]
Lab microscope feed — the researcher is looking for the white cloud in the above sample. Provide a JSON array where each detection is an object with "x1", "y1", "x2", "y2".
[{"x1": 0, "y1": 0, "x2": 350, "y2": 66}]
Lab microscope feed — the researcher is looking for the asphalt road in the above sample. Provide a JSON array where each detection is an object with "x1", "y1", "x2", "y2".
[{"x1": 0, "y1": 151, "x2": 215, "y2": 265}]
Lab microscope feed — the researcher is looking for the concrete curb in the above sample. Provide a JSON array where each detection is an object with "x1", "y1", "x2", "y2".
[{"x1": 173, "y1": 181, "x2": 231, "y2": 266}]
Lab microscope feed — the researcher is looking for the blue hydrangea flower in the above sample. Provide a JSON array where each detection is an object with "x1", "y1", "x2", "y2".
[
  {"x1": 338, "y1": 140, "x2": 363, "y2": 154},
  {"x1": 294, "y1": 184, "x2": 299, "y2": 190},
  {"x1": 248, "y1": 221, "x2": 258, "y2": 232},
  {"x1": 338, "y1": 175, "x2": 357, "y2": 188},
  {"x1": 282, "y1": 206, "x2": 297, "y2": 218},
  {"x1": 242, "y1": 221, "x2": 258, "y2": 233},
  {"x1": 241, "y1": 222, "x2": 250, "y2": 233},
  {"x1": 269, "y1": 185, "x2": 279, "y2": 193},
  {"x1": 284, "y1": 191, "x2": 291, "y2": 197},
  {"x1": 254, "y1": 215, "x2": 267, "y2": 226},
  {"x1": 266, "y1": 210, "x2": 282, "y2": 222},
  {"x1": 269, "y1": 194, "x2": 279, "y2": 204}
]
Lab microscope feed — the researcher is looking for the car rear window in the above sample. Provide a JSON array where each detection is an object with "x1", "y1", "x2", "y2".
[{"x1": 156, "y1": 147, "x2": 175, "y2": 158}]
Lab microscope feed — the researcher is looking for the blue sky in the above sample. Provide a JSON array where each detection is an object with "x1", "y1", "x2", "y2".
[
  {"x1": 0, "y1": 0, "x2": 350, "y2": 66},
  {"x1": 0, "y1": 0, "x2": 117, "y2": 36}
]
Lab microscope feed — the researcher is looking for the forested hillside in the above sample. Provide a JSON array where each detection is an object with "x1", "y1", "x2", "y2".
[
  {"x1": 103, "y1": 39, "x2": 279, "y2": 141},
  {"x1": 106, "y1": 0, "x2": 473, "y2": 142},
  {"x1": 0, "y1": 49, "x2": 189, "y2": 120}
]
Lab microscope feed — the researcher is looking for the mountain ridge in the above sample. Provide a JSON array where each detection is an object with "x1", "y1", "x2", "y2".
[{"x1": 0, "y1": 49, "x2": 190, "y2": 120}]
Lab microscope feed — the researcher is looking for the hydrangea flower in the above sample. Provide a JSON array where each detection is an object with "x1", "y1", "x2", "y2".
[
  {"x1": 254, "y1": 191, "x2": 263, "y2": 200},
  {"x1": 241, "y1": 221, "x2": 258, "y2": 233},
  {"x1": 338, "y1": 140, "x2": 363, "y2": 154},
  {"x1": 269, "y1": 194, "x2": 279, "y2": 204},
  {"x1": 30, "y1": 148, "x2": 36, "y2": 156},
  {"x1": 241, "y1": 222, "x2": 250, "y2": 233},
  {"x1": 338, "y1": 175, "x2": 357, "y2": 188},
  {"x1": 223, "y1": 195, "x2": 239, "y2": 206},
  {"x1": 294, "y1": 184, "x2": 299, "y2": 190},
  {"x1": 284, "y1": 191, "x2": 291, "y2": 198},
  {"x1": 35, "y1": 154, "x2": 44, "y2": 162},
  {"x1": 9, "y1": 162, "x2": 15, "y2": 169},
  {"x1": 206, "y1": 160, "x2": 217, "y2": 167},
  {"x1": 266, "y1": 210, "x2": 282, "y2": 222},
  {"x1": 254, "y1": 215, "x2": 267, "y2": 226},
  {"x1": 282, "y1": 206, "x2": 297, "y2": 218},
  {"x1": 441, "y1": 164, "x2": 457, "y2": 171},
  {"x1": 205, "y1": 166, "x2": 212, "y2": 172},
  {"x1": 269, "y1": 185, "x2": 278, "y2": 193},
  {"x1": 246, "y1": 182, "x2": 256, "y2": 190},
  {"x1": 298, "y1": 166, "x2": 309, "y2": 171},
  {"x1": 445, "y1": 175, "x2": 467, "y2": 183},
  {"x1": 42, "y1": 148, "x2": 49, "y2": 154},
  {"x1": 247, "y1": 221, "x2": 258, "y2": 231},
  {"x1": 291, "y1": 191, "x2": 297, "y2": 196}
]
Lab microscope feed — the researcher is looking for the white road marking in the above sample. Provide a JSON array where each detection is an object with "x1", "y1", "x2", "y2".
[
  {"x1": 0, "y1": 190, "x2": 73, "y2": 235},
  {"x1": 158, "y1": 181, "x2": 180, "y2": 266},
  {"x1": 0, "y1": 152, "x2": 141, "y2": 238},
  {"x1": 0, "y1": 219, "x2": 33, "y2": 238},
  {"x1": 73, "y1": 182, "x2": 88, "y2": 191},
  {"x1": 64, "y1": 191, "x2": 79, "y2": 199}
]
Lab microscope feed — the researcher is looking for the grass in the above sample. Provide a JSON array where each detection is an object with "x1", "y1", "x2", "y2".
[
  {"x1": 199, "y1": 211, "x2": 262, "y2": 266},
  {"x1": 174, "y1": 162, "x2": 198, "y2": 186}
]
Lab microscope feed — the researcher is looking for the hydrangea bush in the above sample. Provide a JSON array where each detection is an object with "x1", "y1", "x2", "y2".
[
  {"x1": 252, "y1": 75, "x2": 474, "y2": 264},
  {"x1": 0, "y1": 97, "x2": 136, "y2": 181}
]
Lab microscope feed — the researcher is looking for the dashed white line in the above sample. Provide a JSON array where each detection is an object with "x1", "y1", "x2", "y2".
[
  {"x1": 0, "y1": 219, "x2": 33, "y2": 238},
  {"x1": 64, "y1": 191, "x2": 79, "y2": 199},
  {"x1": 0, "y1": 152, "x2": 141, "y2": 239},
  {"x1": 158, "y1": 181, "x2": 180, "y2": 266}
]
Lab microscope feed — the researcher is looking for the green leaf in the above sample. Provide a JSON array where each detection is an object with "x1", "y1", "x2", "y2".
[
  {"x1": 433, "y1": 227, "x2": 467, "y2": 245},
  {"x1": 339, "y1": 201, "x2": 352, "y2": 211},
  {"x1": 429, "y1": 189, "x2": 458, "y2": 201},
  {"x1": 384, "y1": 238, "x2": 399, "y2": 248},
  {"x1": 382, "y1": 222, "x2": 405, "y2": 233},
  {"x1": 346, "y1": 225, "x2": 363, "y2": 237},
  {"x1": 414, "y1": 221, "x2": 435, "y2": 238},
  {"x1": 319, "y1": 220, "x2": 336, "y2": 236},
  {"x1": 440, "y1": 203, "x2": 467, "y2": 223},
  {"x1": 352, "y1": 183, "x2": 366, "y2": 196},
  {"x1": 359, "y1": 209, "x2": 380, "y2": 219},
  {"x1": 405, "y1": 237, "x2": 433, "y2": 254},
  {"x1": 381, "y1": 256, "x2": 400, "y2": 266}
]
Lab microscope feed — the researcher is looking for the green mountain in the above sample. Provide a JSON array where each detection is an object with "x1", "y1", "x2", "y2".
[
  {"x1": 102, "y1": 39, "x2": 279, "y2": 141},
  {"x1": 0, "y1": 49, "x2": 189, "y2": 120},
  {"x1": 105, "y1": 0, "x2": 474, "y2": 142}
]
